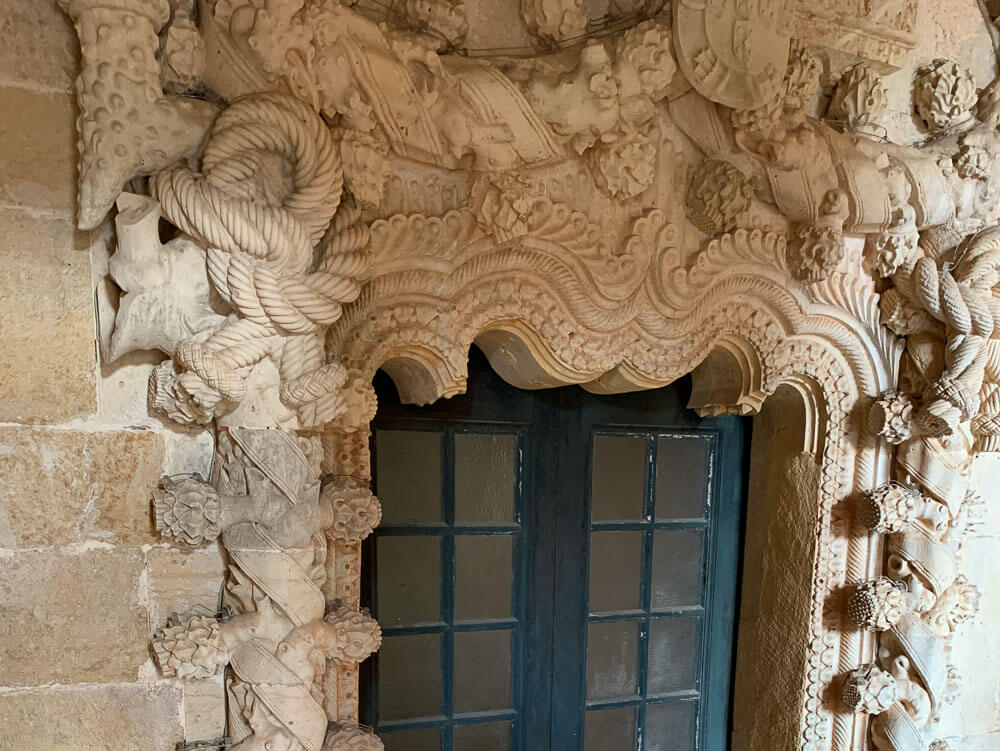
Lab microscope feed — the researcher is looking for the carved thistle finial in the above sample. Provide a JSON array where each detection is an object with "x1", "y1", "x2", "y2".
[
  {"x1": 828, "y1": 63, "x2": 889, "y2": 138},
  {"x1": 843, "y1": 664, "x2": 899, "y2": 715},
  {"x1": 914, "y1": 59, "x2": 978, "y2": 135},
  {"x1": 848, "y1": 577, "x2": 908, "y2": 631},
  {"x1": 153, "y1": 475, "x2": 221, "y2": 546},
  {"x1": 685, "y1": 159, "x2": 753, "y2": 235},
  {"x1": 152, "y1": 611, "x2": 229, "y2": 680},
  {"x1": 857, "y1": 483, "x2": 924, "y2": 534},
  {"x1": 868, "y1": 391, "x2": 917, "y2": 445}
]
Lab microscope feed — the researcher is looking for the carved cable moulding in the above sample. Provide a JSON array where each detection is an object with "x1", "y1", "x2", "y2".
[{"x1": 56, "y1": 0, "x2": 1000, "y2": 748}]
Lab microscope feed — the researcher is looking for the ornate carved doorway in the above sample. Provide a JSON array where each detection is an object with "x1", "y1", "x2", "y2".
[{"x1": 362, "y1": 348, "x2": 749, "y2": 750}]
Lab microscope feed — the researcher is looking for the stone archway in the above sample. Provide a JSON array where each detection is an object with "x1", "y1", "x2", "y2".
[{"x1": 57, "y1": 1, "x2": 994, "y2": 749}]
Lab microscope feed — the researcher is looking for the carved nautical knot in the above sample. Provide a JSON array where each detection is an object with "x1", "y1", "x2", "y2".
[
  {"x1": 149, "y1": 92, "x2": 370, "y2": 427},
  {"x1": 879, "y1": 227, "x2": 1000, "y2": 448}
]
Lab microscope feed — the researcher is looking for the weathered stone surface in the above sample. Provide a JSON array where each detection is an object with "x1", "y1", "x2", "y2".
[
  {"x1": 944, "y1": 731, "x2": 1000, "y2": 751},
  {"x1": 0, "y1": 208, "x2": 95, "y2": 423},
  {"x1": 941, "y1": 531, "x2": 1000, "y2": 737},
  {"x1": 0, "y1": 548, "x2": 147, "y2": 685},
  {"x1": 0, "y1": 683, "x2": 182, "y2": 751},
  {"x1": 183, "y1": 676, "x2": 226, "y2": 742},
  {"x1": 0, "y1": 427, "x2": 164, "y2": 548},
  {"x1": 0, "y1": 86, "x2": 76, "y2": 210},
  {"x1": 147, "y1": 545, "x2": 227, "y2": 630},
  {"x1": 0, "y1": 0, "x2": 79, "y2": 91}
]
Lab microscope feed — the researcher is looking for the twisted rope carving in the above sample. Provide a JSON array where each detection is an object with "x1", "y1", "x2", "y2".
[
  {"x1": 150, "y1": 93, "x2": 370, "y2": 426},
  {"x1": 889, "y1": 227, "x2": 1000, "y2": 447}
]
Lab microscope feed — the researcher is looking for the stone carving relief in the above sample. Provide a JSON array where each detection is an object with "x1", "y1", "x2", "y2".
[
  {"x1": 55, "y1": 0, "x2": 999, "y2": 749},
  {"x1": 828, "y1": 63, "x2": 889, "y2": 139},
  {"x1": 790, "y1": 0, "x2": 918, "y2": 69}
]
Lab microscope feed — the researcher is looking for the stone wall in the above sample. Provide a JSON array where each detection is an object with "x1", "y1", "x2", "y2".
[
  {"x1": 0, "y1": 2, "x2": 223, "y2": 747},
  {"x1": 935, "y1": 453, "x2": 1000, "y2": 751}
]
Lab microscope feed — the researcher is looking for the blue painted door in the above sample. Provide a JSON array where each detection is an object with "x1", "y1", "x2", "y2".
[{"x1": 362, "y1": 348, "x2": 748, "y2": 751}]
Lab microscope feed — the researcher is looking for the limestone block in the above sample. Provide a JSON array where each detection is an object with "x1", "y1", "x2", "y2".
[
  {"x1": 0, "y1": 548, "x2": 148, "y2": 685},
  {"x1": 943, "y1": 731, "x2": 1000, "y2": 751},
  {"x1": 0, "y1": 86, "x2": 77, "y2": 211},
  {"x1": 939, "y1": 533, "x2": 1000, "y2": 737},
  {"x1": 0, "y1": 0, "x2": 79, "y2": 91},
  {"x1": 182, "y1": 676, "x2": 226, "y2": 742},
  {"x1": 0, "y1": 427, "x2": 164, "y2": 548},
  {"x1": 0, "y1": 684, "x2": 182, "y2": 751},
  {"x1": 970, "y1": 453, "x2": 1000, "y2": 535},
  {"x1": 0, "y1": 207, "x2": 95, "y2": 423},
  {"x1": 147, "y1": 545, "x2": 227, "y2": 630}
]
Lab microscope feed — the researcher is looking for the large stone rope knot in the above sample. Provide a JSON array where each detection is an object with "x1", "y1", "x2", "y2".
[
  {"x1": 883, "y1": 227, "x2": 1000, "y2": 446},
  {"x1": 148, "y1": 92, "x2": 370, "y2": 427}
]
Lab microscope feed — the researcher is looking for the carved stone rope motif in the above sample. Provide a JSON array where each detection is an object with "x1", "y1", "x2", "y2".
[{"x1": 55, "y1": 0, "x2": 1000, "y2": 749}]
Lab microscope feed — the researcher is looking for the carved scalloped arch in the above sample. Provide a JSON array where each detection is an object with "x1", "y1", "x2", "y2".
[{"x1": 326, "y1": 218, "x2": 900, "y2": 748}]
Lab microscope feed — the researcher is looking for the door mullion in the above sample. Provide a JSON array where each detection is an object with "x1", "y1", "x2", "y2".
[
  {"x1": 442, "y1": 429, "x2": 455, "y2": 751},
  {"x1": 549, "y1": 386, "x2": 590, "y2": 747},
  {"x1": 636, "y1": 434, "x2": 657, "y2": 750}
]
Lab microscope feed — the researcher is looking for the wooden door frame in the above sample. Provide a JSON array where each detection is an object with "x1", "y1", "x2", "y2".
[{"x1": 361, "y1": 357, "x2": 749, "y2": 750}]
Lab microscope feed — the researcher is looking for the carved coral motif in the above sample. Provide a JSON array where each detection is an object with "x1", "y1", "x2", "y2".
[{"x1": 59, "y1": 0, "x2": 216, "y2": 229}]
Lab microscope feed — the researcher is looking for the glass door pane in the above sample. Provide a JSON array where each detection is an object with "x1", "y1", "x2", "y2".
[
  {"x1": 366, "y1": 416, "x2": 523, "y2": 751},
  {"x1": 365, "y1": 352, "x2": 747, "y2": 751},
  {"x1": 580, "y1": 428, "x2": 729, "y2": 751}
]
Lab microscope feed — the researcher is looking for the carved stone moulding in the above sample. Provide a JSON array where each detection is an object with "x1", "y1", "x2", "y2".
[{"x1": 789, "y1": 0, "x2": 918, "y2": 70}]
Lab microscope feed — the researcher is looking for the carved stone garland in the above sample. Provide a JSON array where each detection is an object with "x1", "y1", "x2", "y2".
[{"x1": 57, "y1": 1, "x2": 999, "y2": 750}]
